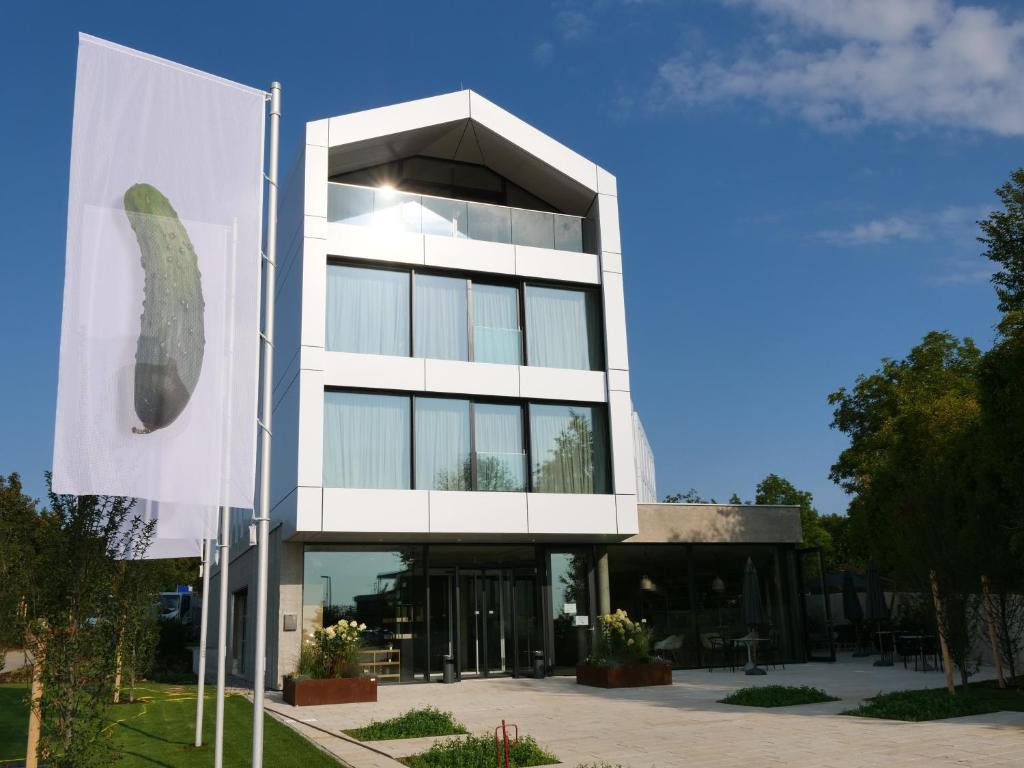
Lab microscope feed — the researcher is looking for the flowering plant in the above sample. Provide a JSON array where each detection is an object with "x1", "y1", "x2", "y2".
[
  {"x1": 295, "y1": 619, "x2": 367, "y2": 679},
  {"x1": 588, "y1": 609, "x2": 654, "y2": 666}
]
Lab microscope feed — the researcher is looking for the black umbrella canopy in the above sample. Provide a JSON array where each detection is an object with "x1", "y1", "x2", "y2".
[
  {"x1": 742, "y1": 557, "x2": 764, "y2": 628},
  {"x1": 864, "y1": 561, "x2": 889, "y2": 622},
  {"x1": 842, "y1": 572, "x2": 864, "y2": 622}
]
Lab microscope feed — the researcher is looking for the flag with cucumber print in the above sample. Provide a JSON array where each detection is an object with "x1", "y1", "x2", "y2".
[{"x1": 53, "y1": 33, "x2": 265, "y2": 516}]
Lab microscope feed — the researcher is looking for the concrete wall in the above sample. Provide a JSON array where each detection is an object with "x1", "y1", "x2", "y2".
[{"x1": 628, "y1": 503, "x2": 803, "y2": 545}]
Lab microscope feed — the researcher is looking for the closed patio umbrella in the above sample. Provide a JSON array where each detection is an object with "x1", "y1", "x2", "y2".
[
  {"x1": 843, "y1": 572, "x2": 869, "y2": 657},
  {"x1": 741, "y1": 557, "x2": 766, "y2": 675},
  {"x1": 864, "y1": 561, "x2": 893, "y2": 667}
]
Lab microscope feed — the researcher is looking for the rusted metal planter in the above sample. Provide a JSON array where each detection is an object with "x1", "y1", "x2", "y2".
[
  {"x1": 282, "y1": 675, "x2": 377, "y2": 706},
  {"x1": 575, "y1": 662, "x2": 672, "y2": 689}
]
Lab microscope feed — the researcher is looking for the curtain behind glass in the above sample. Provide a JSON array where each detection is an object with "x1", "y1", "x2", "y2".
[
  {"x1": 474, "y1": 403, "x2": 524, "y2": 491},
  {"x1": 529, "y1": 404, "x2": 609, "y2": 493},
  {"x1": 525, "y1": 286, "x2": 602, "y2": 370},
  {"x1": 326, "y1": 265, "x2": 409, "y2": 355},
  {"x1": 323, "y1": 392, "x2": 410, "y2": 488},
  {"x1": 414, "y1": 274, "x2": 468, "y2": 360},
  {"x1": 472, "y1": 284, "x2": 521, "y2": 365},
  {"x1": 415, "y1": 398, "x2": 470, "y2": 490}
]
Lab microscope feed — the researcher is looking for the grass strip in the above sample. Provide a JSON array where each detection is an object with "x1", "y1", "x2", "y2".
[{"x1": 719, "y1": 684, "x2": 839, "y2": 707}]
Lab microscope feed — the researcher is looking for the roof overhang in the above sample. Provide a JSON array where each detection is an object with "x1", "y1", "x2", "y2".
[{"x1": 315, "y1": 90, "x2": 610, "y2": 216}]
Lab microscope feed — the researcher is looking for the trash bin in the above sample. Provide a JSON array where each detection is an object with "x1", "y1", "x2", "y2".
[
  {"x1": 442, "y1": 654, "x2": 455, "y2": 684},
  {"x1": 532, "y1": 650, "x2": 545, "y2": 679}
]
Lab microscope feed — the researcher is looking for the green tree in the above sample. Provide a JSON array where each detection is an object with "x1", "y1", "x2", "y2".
[
  {"x1": 662, "y1": 489, "x2": 716, "y2": 503},
  {"x1": 828, "y1": 332, "x2": 985, "y2": 691},
  {"x1": 980, "y1": 168, "x2": 1024, "y2": 315},
  {"x1": 0, "y1": 473, "x2": 42, "y2": 670},
  {"x1": 754, "y1": 474, "x2": 832, "y2": 554}
]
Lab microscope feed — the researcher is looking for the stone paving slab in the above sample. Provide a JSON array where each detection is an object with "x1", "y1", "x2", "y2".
[{"x1": 266, "y1": 658, "x2": 1024, "y2": 768}]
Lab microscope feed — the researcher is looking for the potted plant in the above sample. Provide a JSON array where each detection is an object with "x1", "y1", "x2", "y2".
[
  {"x1": 576, "y1": 609, "x2": 672, "y2": 688},
  {"x1": 283, "y1": 619, "x2": 377, "y2": 705}
]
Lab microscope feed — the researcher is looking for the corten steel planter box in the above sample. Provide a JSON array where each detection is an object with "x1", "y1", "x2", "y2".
[
  {"x1": 283, "y1": 676, "x2": 377, "y2": 706},
  {"x1": 575, "y1": 662, "x2": 672, "y2": 688}
]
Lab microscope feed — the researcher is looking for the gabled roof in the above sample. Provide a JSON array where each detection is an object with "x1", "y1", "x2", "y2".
[{"x1": 312, "y1": 90, "x2": 615, "y2": 216}]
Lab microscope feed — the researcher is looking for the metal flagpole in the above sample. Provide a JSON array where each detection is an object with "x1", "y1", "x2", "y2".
[
  {"x1": 194, "y1": 538, "x2": 212, "y2": 747},
  {"x1": 251, "y1": 80, "x2": 281, "y2": 768},
  {"x1": 214, "y1": 509, "x2": 230, "y2": 768}
]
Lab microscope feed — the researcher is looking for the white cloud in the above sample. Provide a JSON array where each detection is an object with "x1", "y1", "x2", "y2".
[
  {"x1": 558, "y1": 9, "x2": 596, "y2": 40},
  {"x1": 532, "y1": 41, "x2": 556, "y2": 65},
  {"x1": 813, "y1": 205, "x2": 989, "y2": 246},
  {"x1": 653, "y1": 1, "x2": 1024, "y2": 135}
]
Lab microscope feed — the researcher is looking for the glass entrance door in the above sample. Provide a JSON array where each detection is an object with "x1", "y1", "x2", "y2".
[
  {"x1": 797, "y1": 547, "x2": 835, "y2": 662},
  {"x1": 429, "y1": 566, "x2": 535, "y2": 679}
]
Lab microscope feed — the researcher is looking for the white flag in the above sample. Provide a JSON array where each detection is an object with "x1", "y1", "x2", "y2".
[{"x1": 53, "y1": 34, "x2": 265, "y2": 510}]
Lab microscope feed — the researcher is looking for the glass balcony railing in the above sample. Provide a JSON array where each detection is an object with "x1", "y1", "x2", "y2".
[
  {"x1": 472, "y1": 325, "x2": 522, "y2": 365},
  {"x1": 327, "y1": 182, "x2": 585, "y2": 253},
  {"x1": 474, "y1": 451, "x2": 527, "y2": 492}
]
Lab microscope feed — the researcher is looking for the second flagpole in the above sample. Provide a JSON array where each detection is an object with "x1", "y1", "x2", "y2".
[{"x1": 251, "y1": 80, "x2": 281, "y2": 768}]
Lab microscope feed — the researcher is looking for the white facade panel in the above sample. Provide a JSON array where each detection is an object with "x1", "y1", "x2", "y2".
[
  {"x1": 468, "y1": 93, "x2": 598, "y2": 193},
  {"x1": 515, "y1": 245, "x2": 600, "y2": 285},
  {"x1": 322, "y1": 352, "x2": 426, "y2": 391},
  {"x1": 304, "y1": 214, "x2": 327, "y2": 240},
  {"x1": 596, "y1": 194, "x2": 621, "y2": 255},
  {"x1": 327, "y1": 91, "x2": 471, "y2": 149},
  {"x1": 304, "y1": 145, "x2": 329, "y2": 218},
  {"x1": 601, "y1": 272, "x2": 630, "y2": 372},
  {"x1": 296, "y1": 371, "x2": 325, "y2": 488},
  {"x1": 607, "y1": 368, "x2": 630, "y2": 393},
  {"x1": 306, "y1": 119, "x2": 328, "y2": 148},
  {"x1": 596, "y1": 166, "x2": 618, "y2": 197},
  {"x1": 423, "y1": 359, "x2": 519, "y2": 397},
  {"x1": 526, "y1": 493, "x2": 617, "y2": 535},
  {"x1": 322, "y1": 488, "x2": 430, "y2": 533},
  {"x1": 424, "y1": 235, "x2": 515, "y2": 275},
  {"x1": 615, "y1": 494, "x2": 639, "y2": 535},
  {"x1": 429, "y1": 491, "x2": 528, "y2": 534},
  {"x1": 518, "y1": 366, "x2": 606, "y2": 403},
  {"x1": 301, "y1": 237, "x2": 327, "y2": 349},
  {"x1": 600, "y1": 250, "x2": 622, "y2": 274},
  {"x1": 326, "y1": 222, "x2": 425, "y2": 265},
  {"x1": 295, "y1": 486, "x2": 322, "y2": 532},
  {"x1": 608, "y1": 389, "x2": 637, "y2": 496}
]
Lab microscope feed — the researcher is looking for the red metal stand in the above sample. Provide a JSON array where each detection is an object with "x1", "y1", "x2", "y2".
[{"x1": 494, "y1": 720, "x2": 519, "y2": 767}]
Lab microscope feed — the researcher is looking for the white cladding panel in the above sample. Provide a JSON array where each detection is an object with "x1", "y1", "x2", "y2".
[
  {"x1": 429, "y1": 491, "x2": 529, "y2": 534},
  {"x1": 608, "y1": 389, "x2": 637, "y2": 496},
  {"x1": 519, "y1": 367, "x2": 606, "y2": 403},
  {"x1": 327, "y1": 222, "x2": 425, "y2": 265},
  {"x1": 527, "y1": 493, "x2": 617, "y2": 535},
  {"x1": 423, "y1": 359, "x2": 519, "y2": 398},
  {"x1": 322, "y1": 352, "x2": 426, "y2": 391},
  {"x1": 515, "y1": 244, "x2": 600, "y2": 284},
  {"x1": 424, "y1": 235, "x2": 515, "y2": 274},
  {"x1": 615, "y1": 494, "x2": 639, "y2": 535},
  {"x1": 322, "y1": 488, "x2": 430, "y2": 532}
]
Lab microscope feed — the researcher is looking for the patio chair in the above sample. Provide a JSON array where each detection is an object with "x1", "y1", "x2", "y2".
[
  {"x1": 653, "y1": 634, "x2": 685, "y2": 666},
  {"x1": 700, "y1": 632, "x2": 733, "y2": 672},
  {"x1": 758, "y1": 628, "x2": 786, "y2": 671}
]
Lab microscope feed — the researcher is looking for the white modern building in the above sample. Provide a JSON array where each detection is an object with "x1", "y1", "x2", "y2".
[{"x1": 209, "y1": 92, "x2": 815, "y2": 689}]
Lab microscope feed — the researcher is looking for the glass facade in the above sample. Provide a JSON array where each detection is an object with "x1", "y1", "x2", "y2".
[
  {"x1": 323, "y1": 392, "x2": 411, "y2": 489},
  {"x1": 324, "y1": 263, "x2": 603, "y2": 370},
  {"x1": 296, "y1": 543, "x2": 800, "y2": 683},
  {"x1": 524, "y1": 285, "x2": 603, "y2": 371},
  {"x1": 325, "y1": 265, "x2": 409, "y2": 356},
  {"x1": 327, "y1": 182, "x2": 586, "y2": 253},
  {"x1": 529, "y1": 404, "x2": 610, "y2": 494},
  {"x1": 323, "y1": 392, "x2": 600, "y2": 494}
]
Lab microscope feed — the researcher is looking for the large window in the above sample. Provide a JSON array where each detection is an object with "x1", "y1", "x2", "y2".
[
  {"x1": 415, "y1": 398, "x2": 471, "y2": 490},
  {"x1": 325, "y1": 263, "x2": 603, "y2": 370},
  {"x1": 323, "y1": 392, "x2": 605, "y2": 493},
  {"x1": 529, "y1": 404, "x2": 609, "y2": 494},
  {"x1": 326, "y1": 265, "x2": 409, "y2": 356},
  {"x1": 323, "y1": 392, "x2": 411, "y2": 489},
  {"x1": 472, "y1": 284, "x2": 521, "y2": 365},
  {"x1": 524, "y1": 285, "x2": 603, "y2": 371},
  {"x1": 414, "y1": 275, "x2": 468, "y2": 361}
]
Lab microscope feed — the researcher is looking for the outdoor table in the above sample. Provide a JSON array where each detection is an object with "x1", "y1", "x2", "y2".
[
  {"x1": 900, "y1": 634, "x2": 937, "y2": 671},
  {"x1": 874, "y1": 630, "x2": 894, "y2": 667},
  {"x1": 731, "y1": 636, "x2": 766, "y2": 675}
]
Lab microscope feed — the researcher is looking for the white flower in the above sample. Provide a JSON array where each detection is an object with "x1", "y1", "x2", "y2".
[{"x1": 358, "y1": 623, "x2": 367, "y2": 631}]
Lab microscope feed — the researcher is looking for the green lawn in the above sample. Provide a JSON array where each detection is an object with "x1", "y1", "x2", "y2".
[
  {"x1": 0, "y1": 682, "x2": 347, "y2": 767},
  {"x1": 846, "y1": 676, "x2": 1024, "y2": 721}
]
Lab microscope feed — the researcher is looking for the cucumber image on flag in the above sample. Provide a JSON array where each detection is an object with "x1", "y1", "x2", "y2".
[{"x1": 124, "y1": 183, "x2": 206, "y2": 433}]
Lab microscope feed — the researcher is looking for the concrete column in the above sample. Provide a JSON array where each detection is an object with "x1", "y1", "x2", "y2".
[{"x1": 595, "y1": 547, "x2": 611, "y2": 616}]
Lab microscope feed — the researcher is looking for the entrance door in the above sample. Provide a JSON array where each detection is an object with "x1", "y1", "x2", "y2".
[
  {"x1": 512, "y1": 569, "x2": 541, "y2": 676},
  {"x1": 457, "y1": 570, "x2": 509, "y2": 677},
  {"x1": 797, "y1": 548, "x2": 835, "y2": 662}
]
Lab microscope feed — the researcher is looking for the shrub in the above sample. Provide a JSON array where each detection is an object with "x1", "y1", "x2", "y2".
[
  {"x1": 294, "y1": 619, "x2": 366, "y2": 679},
  {"x1": 149, "y1": 619, "x2": 192, "y2": 682},
  {"x1": 400, "y1": 733, "x2": 556, "y2": 768},
  {"x1": 720, "y1": 685, "x2": 839, "y2": 707},
  {"x1": 844, "y1": 688, "x2": 1002, "y2": 721},
  {"x1": 587, "y1": 609, "x2": 653, "y2": 666},
  {"x1": 345, "y1": 706, "x2": 467, "y2": 741}
]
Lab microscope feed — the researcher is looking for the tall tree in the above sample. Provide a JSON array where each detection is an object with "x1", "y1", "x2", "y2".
[
  {"x1": 980, "y1": 168, "x2": 1024, "y2": 316},
  {"x1": 828, "y1": 332, "x2": 984, "y2": 690},
  {"x1": 754, "y1": 474, "x2": 832, "y2": 554},
  {"x1": 0, "y1": 473, "x2": 42, "y2": 670}
]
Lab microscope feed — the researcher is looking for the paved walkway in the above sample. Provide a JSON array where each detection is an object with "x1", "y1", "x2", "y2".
[{"x1": 265, "y1": 658, "x2": 1024, "y2": 768}]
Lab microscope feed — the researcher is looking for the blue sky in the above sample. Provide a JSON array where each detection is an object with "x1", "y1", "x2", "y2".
[{"x1": 2, "y1": 0, "x2": 1021, "y2": 514}]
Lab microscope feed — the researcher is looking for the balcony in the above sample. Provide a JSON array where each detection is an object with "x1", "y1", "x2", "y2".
[{"x1": 327, "y1": 182, "x2": 587, "y2": 253}]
